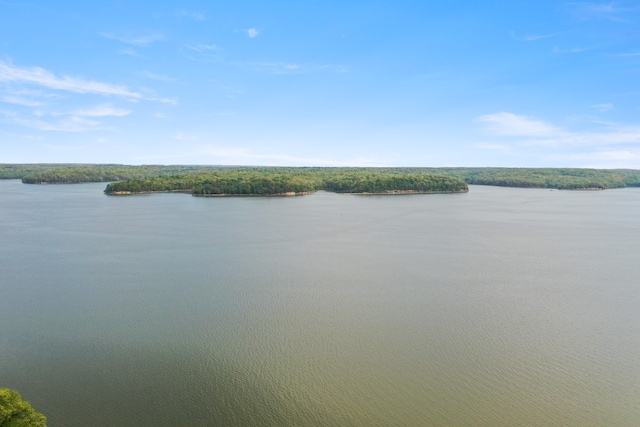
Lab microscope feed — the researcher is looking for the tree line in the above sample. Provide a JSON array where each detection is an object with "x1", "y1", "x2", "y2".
[
  {"x1": 4, "y1": 164, "x2": 640, "y2": 190},
  {"x1": 104, "y1": 169, "x2": 469, "y2": 195}
]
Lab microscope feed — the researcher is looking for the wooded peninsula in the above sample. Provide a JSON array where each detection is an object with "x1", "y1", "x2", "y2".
[{"x1": 3, "y1": 164, "x2": 640, "y2": 195}]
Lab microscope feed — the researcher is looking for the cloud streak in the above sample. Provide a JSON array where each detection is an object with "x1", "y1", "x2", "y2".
[
  {"x1": 1, "y1": 110, "x2": 101, "y2": 132},
  {"x1": 511, "y1": 31, "x2": 563, "y2": 41},
  {"x1": 476, "y1": 112, "x2": 560, "y2": 137},
  {"x1": 569, "y1": 2, "x2": 636, "y2": 22},
  {"x1": 178, "y1": 10, "x2": 205, "y2": 21},
  {"x1": 476, "y1": 112, "x2": 640, "y2": 147},
  {"x1": 185, "y1": 43, "x2": 218, "y2": 53},
  {"x1": 197, "y1": 145, "x2": 384, "y2": 166},
  {"x1": 0, "y1": 61, "x2": 142, "y2": 98},
  {"x1": 70, "y1": 104, "x2": 131, "y2": 117},
  {"x1": 1, "y1": 95, "x2": 43, "y2": 106},
  {"x1": 100, "y1": 32, "x2": 164, "y2": 46}
]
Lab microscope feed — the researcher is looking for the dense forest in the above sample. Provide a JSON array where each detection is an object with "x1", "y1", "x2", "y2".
[
  {"x1": 3, "y1": 164, "x2": 640, "y2": 192},
  {"x1": 104, "y1": 168, "x2": 469, "y2": 195},
  {"x1": 432, "y1": 167, "x2": 640, "y2": 190},
  {"x1": 0, "y1": 164, "x2": 230, "y2": 184}
]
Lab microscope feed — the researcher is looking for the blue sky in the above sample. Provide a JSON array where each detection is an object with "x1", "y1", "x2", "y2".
[{"x1": 1, "y1": 1, "x2": 639, "y2": 167}]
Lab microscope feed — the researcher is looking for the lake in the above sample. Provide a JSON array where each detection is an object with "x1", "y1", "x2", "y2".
[{"x1": 1, "y1": 179, "x2": 639, "y2": 426}]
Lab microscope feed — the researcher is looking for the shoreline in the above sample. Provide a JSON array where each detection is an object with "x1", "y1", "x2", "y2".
[
  {"x1": 342, "y1": 189, "x2": 469, "y2": 195},
  {"x1": 193, "y1": 191, "x2": 312, "y2": 197},
  {"x1": 107, "y1": 189, "x2": 469, "y2": 197}
]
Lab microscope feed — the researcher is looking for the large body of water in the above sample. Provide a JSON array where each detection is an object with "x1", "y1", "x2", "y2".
[{"x1": 1, "y1": 179, "x2": 639, "y2": 426}]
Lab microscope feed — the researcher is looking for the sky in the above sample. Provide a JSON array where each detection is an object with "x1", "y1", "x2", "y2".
[{"x1": 1, "y1": 1, "x2": 639, "y2": 167}]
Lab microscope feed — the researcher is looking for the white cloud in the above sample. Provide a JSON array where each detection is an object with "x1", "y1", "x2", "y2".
[
  {"x1": 231, "y1": 61, "x2": 347, "y2": 75},
  {"x1": 477, "y1": 111, "x2": 640, "y2": 147},
  {"x1": 247, "y1": 28, "x2": 260, "y2": 38},
  {"x1": 1, "y1": 96, "x2": 43, "y2": 107},
  {"x1": 592, "y1": 103, "x2": 613, "y2": 112},
  {"x1": 0, "y1": 60, "x2": 142, "y2": 98},
  {"x1": 1, "y1": 103, "x2": 129, "y2": 133},
  {"x1": 570, "y1": 2, "x2": 633, "y2": 21},
  {"x1": 178, "y1": 10, "x2": 205, "y2": 21},
  {"x1": 141, "y1": 71, "x2": 176, "y2": 82},
  {"x1": 476, "y1": 112, "x2": 560, "y2": 137},
  {"x1": 1, "y1": 110, "x2": 101, "y2": 132},
  {"x1": 42, "y1": 144, "x2": 85, "y2": 151},
  {"x1": 185, "y1": 44, "x2": 218, "y2": 52},
  {"x1": 472, "y1": 143, "x2": 513, "y2": 152},
  {"x1": 614, "y1": 52, "x2": 640, "y2": 57},
  {"x1": 197, "y1": 145, "x2": 383, "y2": 166},
  {"x1": 175, "y1": 132, "x2": 199, "y2": 140},
  {"x1": 101, "y1": 32, "x2": 164, "y2": 46},
  {"x1": 548, "y1": 149, "x2": 640, "y2": 168},
  {"x1": 117, "y1": 49, "x2": 142, "y2": 57},
  {"x1": 70, "y1": 104, "x2": 131, "y2": 117},
  {"x1": 152, "y1": 97, "x2": 178, "y2": 105},
  {"x1": 553, "y1": 46, "x2": 594, "y2": 54},
  {"x1": 523, "y1": 32, "x2": 561, "y2": 41}
]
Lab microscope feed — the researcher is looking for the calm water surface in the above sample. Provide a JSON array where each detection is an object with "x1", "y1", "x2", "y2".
[{"x1": 1, "y1": 180, "x2": 639, "y2": 426}]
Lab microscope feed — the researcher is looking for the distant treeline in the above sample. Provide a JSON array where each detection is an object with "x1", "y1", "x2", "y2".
[
  {"x1": 3, "y1": 164, "x2": 640, "y2": 191},
  {"x1": 0, "y1": 164, "x2": 230, "y2": 184},
  {"x1": 104, "y1": 169, "x2": 469, "y2": 195},
  {"x1": 433, "y1": 167, "x2": 640, "y2": 190}
]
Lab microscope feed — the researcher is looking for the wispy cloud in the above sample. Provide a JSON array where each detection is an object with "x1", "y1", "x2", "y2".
[
  {"x1": 250, "y1": 62, "x2": 300, "y2": 73},
  {"x1": 149, "y1": 97, "x2": 178, "y2": 105},
  {"x1": 511, "y1": 31, "x2": 563, "y2": 41},
  {"x1": 247, "y1": 28, "x2": 260, "y2": 38},
  {"x1": 42, "y1": 144, "x2": 85, "y2": 151},
  {"x1": 175, "y1": 132, "x2": 199, "y2": 140},
  {"x1": 1, "y1": 95, "x2": 43, "y2": 107},
  {"x1": 548, "y1": 149, "x2": 640, "y2": 168},
  {"x1": 197, "y1": 145, "x2": 384, "y2": 166},
  {"x1": 613, "y1": 52, "x2": 640, "y2": 57},
  {"x1": 524, "y1": 33, "x2": 560, "y2": 41},
  {"x1": 553, "y1": 46, "x2": 595, "y2": 53},
  {"x1": 178, "y1": 10, "x2": 205, "y2": 21},
  {"x1": 476, "y1": 112, "x2": 560, "y2": 137},
  {"x1": 141, "y1": 71, "x2": 176, "y2": 82},
  {"x1": 592, "y1": 103, "x2": 613, "y2": 112},
  {"x1": 569, "y1": 2, "x2": 635, "y2": 22},
  {"x1": 230, "y1": 61, "x2": 348, "y2": 75},
  {"x1": 100, "y1": 32, "x2": 164, "y2": 46},
  {"x1": 0, "y1": 60, "x2": 142, "y2": 98},
  {"x1": 477, "y1": 111, "x2": 640, "y2": 146},
  {"x1": 70, "y1": 104, "x2": 131, "y2": 117},
  {"x1": 1, "y1": 110, "x2": 102, "y2": 132},
  {"x1": 117, "y1": 49, "x2": 142, "y2": 57},
  {"x1": 185, "y1": 43, "x2": 218, "y2": 53},
  {"x1": 472, "y1": 142, "x2": 513, "y2": 153}
]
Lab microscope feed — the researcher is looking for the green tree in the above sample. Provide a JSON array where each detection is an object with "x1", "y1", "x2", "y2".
[{"x1": 0, "y1": 387, "x2": 46, "y2": 427}]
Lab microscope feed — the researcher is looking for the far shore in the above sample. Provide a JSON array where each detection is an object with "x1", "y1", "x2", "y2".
[{"x1": 107, "y1": 189, "x2": 469, "y2": 197}]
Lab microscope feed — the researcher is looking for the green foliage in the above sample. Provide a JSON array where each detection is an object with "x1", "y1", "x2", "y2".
[
  {"x1": 323, "y1": 172, "x2": 467, "y2": 193},
  {"x1": 192, "y1": 172, "x2": 321, "y2": 195},
  {"x1": 104, "y1": 168, "x2": 468, "y2": 195},
  {"x1": 0, "y1": 387, "x2": 46, "y2": 427},
  {"x1": 4, "y1": 164, "x2": 640, "y2": 192},
  {"x1": 433, "y1": 167, "x2": 637, "y2": 190},
  {"x1": 16, "y1": 165, "x2": 229, "y2": 184}
]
